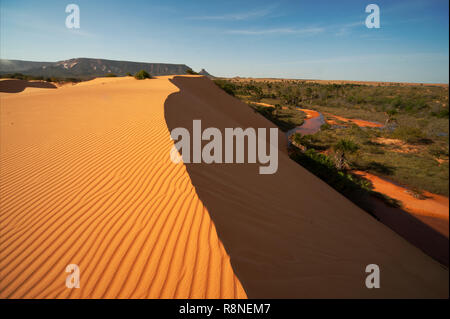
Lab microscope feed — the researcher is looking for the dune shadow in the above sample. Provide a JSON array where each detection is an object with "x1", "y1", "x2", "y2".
[
  {"x1": 0, "y1": 79, "x2": 57, "y2": 93},
  {"x1": 164, "y1": 76, "x2": 449, "y2": 298},
  {"x1": 364, "y1": 195, "x2": 449, "y2": 266}
]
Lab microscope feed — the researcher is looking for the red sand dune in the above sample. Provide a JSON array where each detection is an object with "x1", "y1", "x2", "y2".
[
  {"x1": 0, "y1": 76, "x2": 448, "y2": 299},
  {"x1": 0, "y1": 76, "x2": 246, "y2": 298},
  {"x1": 165, "y1": 76, "x2": 448, "y2": 298}
]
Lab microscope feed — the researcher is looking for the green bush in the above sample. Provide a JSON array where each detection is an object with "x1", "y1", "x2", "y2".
[
  {"x1": 134, "y1": 70, "x2": 152, "y2": 80},
  {"x1": 214, "y1": 80, "x2": 236, "y2": 96},
  {"x1": 186, "y1": 68, "x2": 198, "y2": 75},
  {"x1": 334, "y1": 139, "x2": 359, "y2": 154}
]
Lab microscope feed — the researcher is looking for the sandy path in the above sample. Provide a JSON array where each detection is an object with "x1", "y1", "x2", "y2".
[
  {"x1": 165, "y1": 76, "x2": 448, "y2": 298},
  {"x1": 0, "y1": 76, "x2": 246, "y2": 298}
]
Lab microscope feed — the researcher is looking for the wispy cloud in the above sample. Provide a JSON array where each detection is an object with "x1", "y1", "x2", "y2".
[
  {"x1": 225, "y1": 27, "x2": 325, "y2": 36},
  {"x1": 334, "y1": 21, "x2": 364, "y2": 36},
  {"x1": 187, "y1": 6, "x2": 275, "y2": 21},
  {"x1": 226, "y1": 20, "x2": 366, "y2": 37}
]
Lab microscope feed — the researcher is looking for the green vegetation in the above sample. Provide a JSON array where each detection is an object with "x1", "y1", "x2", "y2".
[
  {"x1": 134, "y1": 70, "x2": 152, "y2": 80},
  {"x1": 292, "y1": 123, "x2": 448, "y2": 195},
  {"x1": 105, "y1": 73, "x2": 117, "y2": 77},
  {"x1": 213, "y1": 78, "x2": 448, "y2": 121},
  {"x1": 214, "y1": 79, "x2": 236, "y2": 96},
  {"x1": 214, "y1": 78, "x2": 449, "y2": 196},
  {"x1": 186, "y1": 68, "x2": 199, "y2": 75},
  {"x1": 289, "y1": 147, "x2": 402, "y2": 211}
]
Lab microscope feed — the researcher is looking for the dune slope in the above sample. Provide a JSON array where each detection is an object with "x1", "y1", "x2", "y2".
[
  {"x1": 0, "y1": 76, "x2": 246, "y2": 298},
  {"x1": 164, "y1": 76, "x2": 448, "y2": 298}
]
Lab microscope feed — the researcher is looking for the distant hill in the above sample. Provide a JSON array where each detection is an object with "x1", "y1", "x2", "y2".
[
  {"x1": 0, "y1": 58, "x2": 191, "y2": 79},
  {"x1": 0, "y1": 59, "x2": 53, "y2": 72}
]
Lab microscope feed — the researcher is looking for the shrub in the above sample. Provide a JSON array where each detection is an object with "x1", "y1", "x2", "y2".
[
  {"x1": 333, "y1": 139, "x2": 359, "y2": 170},
  {"x1": 432, "y1": 109, "x2": 449, "y2": 118},
  {"x1": 334, "y1": 139, "x2": 359, "y2": 154},
  {"x1": 186, "y1": 68, "x2": 198, "y2": 75},
  {"x1": 134, "y1": 70, "x2": 152, "y2": 80},
  {"x1": 391, "y1": 126, "x2": 430, "y2": 144},
  {"x1": 213, "y1": 80, "x2": 236, "y2": 96},
  {"x1": 105, "y1": 73, "x2": 117, "y2": 77}
]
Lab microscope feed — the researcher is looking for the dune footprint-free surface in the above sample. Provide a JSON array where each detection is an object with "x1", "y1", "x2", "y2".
[
  {"x1": 0, "y1": 76, "x2": 448, "y2": 299},
  {"x1": 0, "y1": 76, "x2": 247, "y2": 298}
]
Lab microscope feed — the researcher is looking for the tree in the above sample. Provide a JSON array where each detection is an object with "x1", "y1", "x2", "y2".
[
  {"x1": 186, "y1": 68, "x2": 198, "y2": 75},
  {"x1": 305, "y1": 87, "x2": 313, "y2": 105},
  {"x1": 134, "y1": 70, "x2": 152, "y2": 80},
  {"x1": 384, "y1": 109, "x2": 397, "y2": 127},
  {"x1": 333, "y1": 139, "x2": 359, "y2": 170},
  {"x1": 274, "y1": 104, "x2": 282, "y2": 116}
]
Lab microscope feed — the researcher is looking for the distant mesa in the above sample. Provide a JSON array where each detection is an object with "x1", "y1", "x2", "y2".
[{"x1": 0, "y1": 58, "x2": 192, "y2": 79}]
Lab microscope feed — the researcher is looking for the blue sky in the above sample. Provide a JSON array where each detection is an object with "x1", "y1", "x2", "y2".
[{"x1": 1, "y1": 0, "x2": 448, "y2": 83}]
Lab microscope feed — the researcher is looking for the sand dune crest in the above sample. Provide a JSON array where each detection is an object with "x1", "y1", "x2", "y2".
[{"x1": 0, "y1": 76, "x2": 246, "y2": 298}]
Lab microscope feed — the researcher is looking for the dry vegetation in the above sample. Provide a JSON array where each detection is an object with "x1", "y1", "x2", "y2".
[{"x1": 214, "y1": 78, "x2": 449, "y2": 196}]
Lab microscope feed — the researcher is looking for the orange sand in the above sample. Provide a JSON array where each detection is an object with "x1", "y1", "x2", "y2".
[
  {"x1": 325, "y1": 113, "x2": 384, "y2": 128},
  {"x1": 373, "y1": 137, "x2": 423, "y2": 154},
  {"x1": 0, "y1": 76, "x2": 246, "y2": 298},
  {"x1": 354, "y1": 171, "x2": 449, "y2": 236},
  {"x1": 299, "y1": 108, "x2": 320, "y2": 119},
  {"x1": 250, "y1": 102, "x2": 275, "y2": 108},
  {"x1": 0, "y1": 76, "x2": 448, "y2": 299}
]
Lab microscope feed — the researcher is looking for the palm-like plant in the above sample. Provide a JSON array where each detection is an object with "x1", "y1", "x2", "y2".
[
  {"x1": 384, "y1": 109, "x2": 398, "y2": 127},
  {"x1": 333, "y1": 139, "x2": 359, "y2": 170}
]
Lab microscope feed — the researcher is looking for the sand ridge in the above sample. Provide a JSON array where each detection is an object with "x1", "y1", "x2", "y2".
[
  {"x1": 1, "y1": 75, "x2": 448, "y2": 299},
  {"x1": 165, "y1": 76, "x2": 448, "y2": 298},
  {"x1": 0, "y1": 76, "x2": 246, "y2": 298}
]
